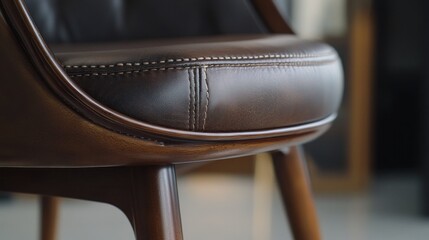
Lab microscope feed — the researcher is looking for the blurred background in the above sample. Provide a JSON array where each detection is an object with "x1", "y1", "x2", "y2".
[{"x1": 2, "y1": 0, "x2": 429, "y2": 239}]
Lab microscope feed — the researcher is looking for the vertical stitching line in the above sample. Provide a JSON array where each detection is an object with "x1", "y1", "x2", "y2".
[
  {"x1": 187, "y1": 69, "x2": 192, "y2": 130},
  {"x1": 191, "y1": 69, "x2": 196, "y2": 131},
  {"x1": 193, "y1": 68, "x2": 198, "y2": 131},
  {"x1": 202, "y1": 67, "x2": 210, "y2": 131}
]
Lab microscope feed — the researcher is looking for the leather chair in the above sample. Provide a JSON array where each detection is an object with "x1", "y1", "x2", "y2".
[{"x1": 0, "y1": 0, "x2": 343, "y2": 239}]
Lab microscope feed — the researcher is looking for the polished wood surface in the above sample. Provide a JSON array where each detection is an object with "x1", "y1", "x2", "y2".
[
  {"x1": 0, "y1": 1, "x2": 335, "y2": 239},
  {"x1": 0, "y1": 166, "x2": 183, "y2": 240},
  {"x1": 123, "y1": 166, "x2": 183, "y2": 240},
  {"x1": 271, "y1": 147, "x2": 322, "y2": 240},
  {"x1": 252, "y1": 0, "x2": 294, "y2": 33},
  {"x1": 40, "y1": 196, "x2": 59, "y2": 240}
]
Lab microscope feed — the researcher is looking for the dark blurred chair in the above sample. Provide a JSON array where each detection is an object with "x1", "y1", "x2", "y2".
[{"x1": 0, "y1": 0, "x2": 342, "y2": 239}]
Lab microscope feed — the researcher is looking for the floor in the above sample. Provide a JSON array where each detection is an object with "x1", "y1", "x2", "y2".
[{"x1": 0, "y1": 171, "x2": 426, "y2": 240}]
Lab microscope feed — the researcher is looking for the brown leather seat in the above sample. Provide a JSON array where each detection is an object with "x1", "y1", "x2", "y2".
[
  {"x1": 53, "y1": 35, "x2": 342, "y2": 132},
  {"x1": 0, "y1": 0, "x2": 343, "y2": 239}
]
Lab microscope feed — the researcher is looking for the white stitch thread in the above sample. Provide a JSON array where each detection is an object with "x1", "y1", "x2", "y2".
[
  {"x1": 190, "y1": 69, "x2": 197, "y2": 131},
  {"x1": 68, "y1": 60, "x2": 337, "y2": 78},
  {"x1": 187, "y1": 69, "x2": 192, "y2": 130},
  {"x1": 63, "y1": 51, "x2": 336, "y2": 70},
  {"x1": 202, "y1": 67, "x2": 210, "y2": 131}
]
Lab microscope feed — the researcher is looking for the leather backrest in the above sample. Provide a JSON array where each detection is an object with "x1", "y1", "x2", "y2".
[{"x1": 25, "y1": 0, "x2": 267, "y2": 43}]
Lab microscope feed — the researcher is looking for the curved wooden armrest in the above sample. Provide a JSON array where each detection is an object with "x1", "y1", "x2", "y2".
[{"x1": 251, "y1": 0, "x2": 295, "y2": 34}]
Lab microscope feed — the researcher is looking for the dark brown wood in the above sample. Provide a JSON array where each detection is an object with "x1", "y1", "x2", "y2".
[
  {"x1": 271, "y1": 147, "x2": 321, "y2": 240},
  {"x1": 252, "y1": 0, "x2": 294, "y2": 34},
  {"x1": 0, "y1": 1, "x2": 337, "y2": 239},
  {"x1": 0, "y1": 166, "x2": 183, "y2": 240},
  {"x1": 40, "y1": 196, "x2": 59, "y2": 240},
  {"x1": 122, "y1": 166, "x2": 183, "y2": 240}
]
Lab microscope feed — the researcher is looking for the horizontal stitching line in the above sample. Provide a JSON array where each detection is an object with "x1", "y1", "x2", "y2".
[
  {"x1": 63, "y1": 51, "x2": 336, "y2": 69},
  {"x1": 68, "y1": 60, "x2": 337, "y2": 78}
]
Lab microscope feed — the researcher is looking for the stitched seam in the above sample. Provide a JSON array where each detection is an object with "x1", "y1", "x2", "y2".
[
  {"x1": 202, "y1": 67, "x2": 209, "y2": 131},
  {"x1": 187, "y1": 69, "x2": 192, "y2": 131},
  {"x1": 194, "y1": 68, "x2": 201, "y2": 131},
  {"x1": 68, "y1": 60, "x2": 337, "y2": 77},
  {"x1": 192, "y1": 69, "x2": 197, "y2": 130},
  {"x1": 63, "y1": 51, "x2": 336, "y2": 69}
]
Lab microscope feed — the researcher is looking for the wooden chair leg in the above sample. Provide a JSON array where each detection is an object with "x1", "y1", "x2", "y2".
[
  {"x1": 271, "y1": 146, "x2": 322, "y2": 240},
  {"x1": 0, "y1": 165, "x2": 183, "y2": 240},
  {"x1": 40, "y1": 196, "x2": 59, "y2": 240},
  {"x1": 119, "y1": 166, "x2": 184, "y2": 240}
]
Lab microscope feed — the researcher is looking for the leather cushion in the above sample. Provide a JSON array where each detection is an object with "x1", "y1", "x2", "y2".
[{"x1": 53, "y1": 35, "x2": 343, "y2": 132}]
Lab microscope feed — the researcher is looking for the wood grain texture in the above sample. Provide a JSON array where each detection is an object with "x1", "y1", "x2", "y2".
[
  {"x1": 0, "y1": 0, "x2": 341, "y2": 239},
  {"x1": 0, "y1": 166, "x2": 183, "y2": 240},
  {"x1": 271, "y1": 147, "x2": 321, "y2": 240}
]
